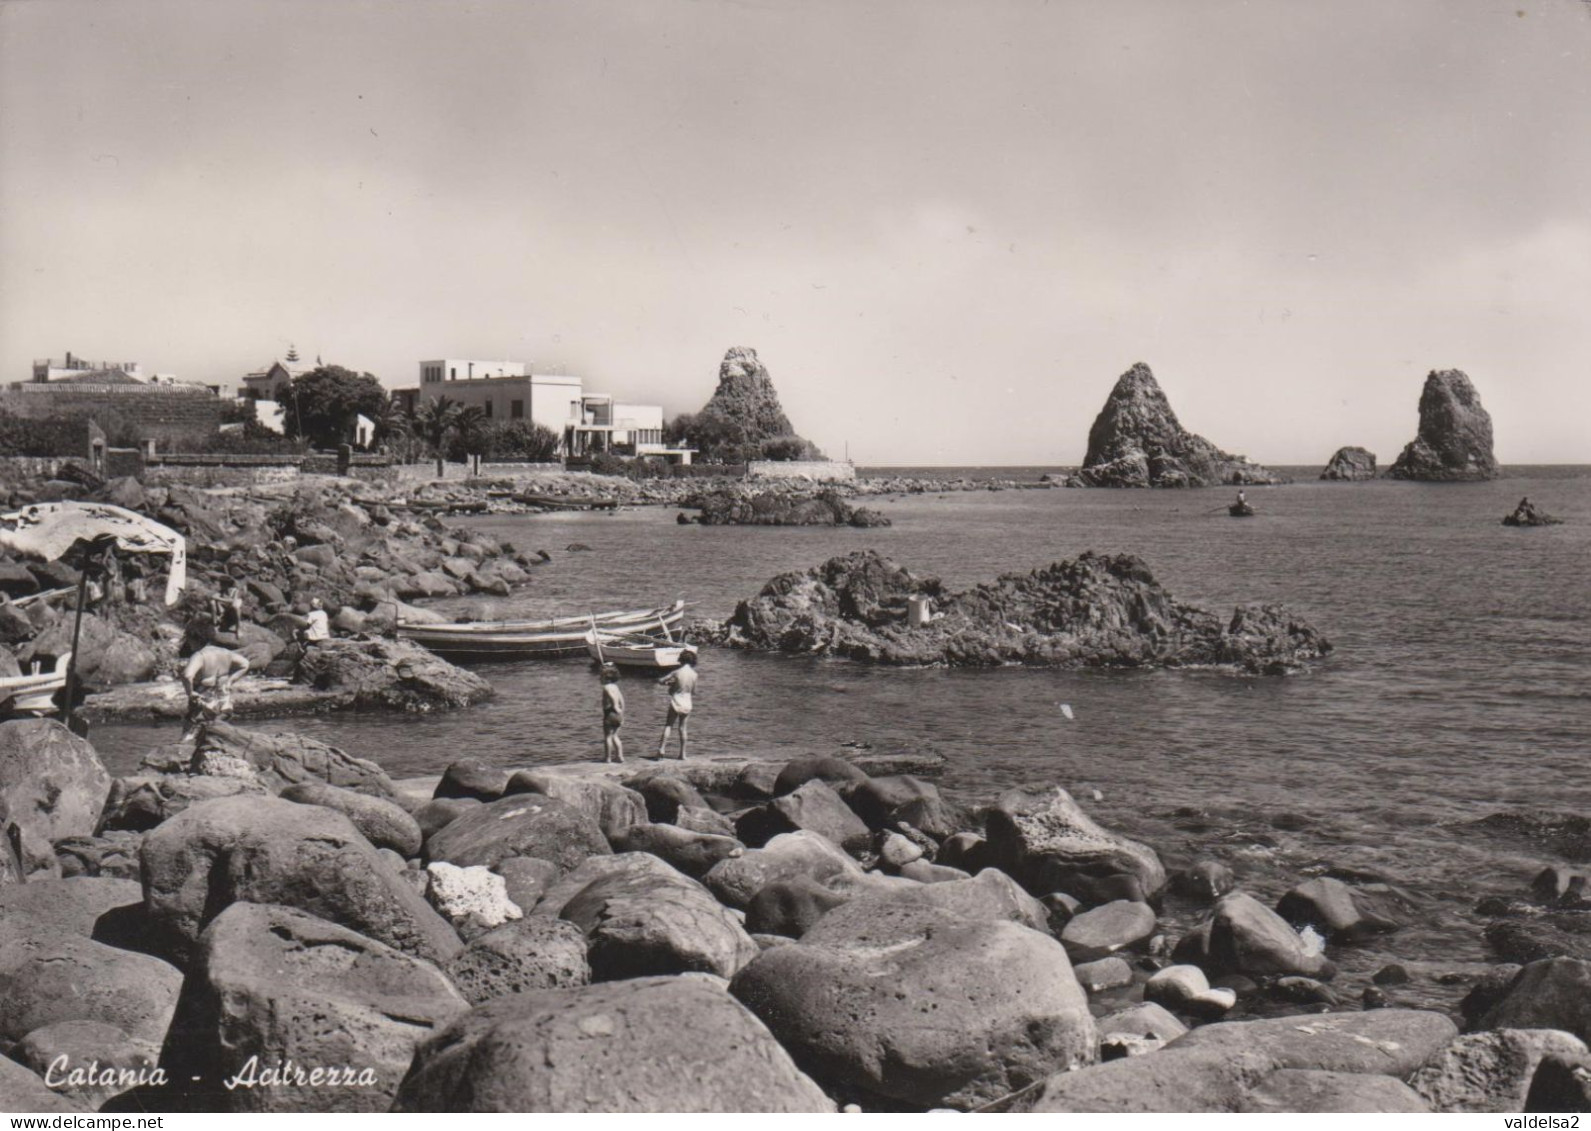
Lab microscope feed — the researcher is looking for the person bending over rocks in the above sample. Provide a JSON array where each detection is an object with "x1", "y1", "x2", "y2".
[
  {"x1": 656, "y1": 649, "x2": 698, "y2": 760},
  {"x1": 600, "y1": 663, "x2": 625, "y2": 763},
  {"x1": 181, "y1": 645, "x2": 250, "y2": 741}
]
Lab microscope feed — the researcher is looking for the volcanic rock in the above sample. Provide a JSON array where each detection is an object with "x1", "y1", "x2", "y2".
[
  {"x1": 1387, "y1": 369, "x2": 1500, "y2": 481},
  {"x1": 723, "y1": 549, "x2": 1330, "y2": 673},
  {"x1": 730, "y1": 899, "x2": 1096, "y2": 1109},
  {"x1": 21, "y1": 613, "x2": 156, "y2": 688},
  {"x1": 279, "y1": 781, "x2": 421, "y2": 855},
  {"x1": 295, "y1": 637, "x2": 493, "y2": 712},
  {"x1": 1471, "y1": 957, "x2": 1591, "y2": 1042},
  {"x1": 99, "y1": 774, "x2": 265, "y2": 832},
  {"x1": 687, "y1": 486, "x2": 888, "y2": 527},
  {"x1": 393, "y1": 975, "x2": 832, "y2": 1112},
  {"x1": 1238, "y1": 1069, "x2": 1431, "y2": 1113},
  {"x1": 0, "y1": 1054, "x2": 85, "y2": 1113},
  {"x1": 425, "y1": 794, "x2": 611, "y2": 872},
  {"x1": 443, "y1": 917, "x2": 591, "y2": 1005},
  {"x1": 609, "y1": 821, "x2": 744, "y2": 878},
  {"x1": 738, "y1": 779, "x2": 872, "y2": 853},
  {"x1": 503, "y1": 770, "x2": 647, "y2": 842},
  {"x1": 984, "y1": 785, "x2": 1167, "y2": 901},
  {"x1": 1069, "y1": 363, "x2": 1283, "y2": 488},
  {"x1": 161, "y1": 902, "x2": 468, "y2": 1112},
  {"x1": 543, "y1": 853, "x2": 759, "y2": 981},
  {"x1": 1203, "y1": 891, "x2": 1334, "y2": 979},
  {"x1": 0, "y1": 934, "x2": 182, "y2": 1048},
  {"x1": 678, "y1": 346, "x2": 822, "y2": 464},
  {"x1": 1319, "y1": 446, "x2": 1378, "y2": 481},
  {"x1": 702, "y1": 829, "x2": 865, "y2": 910},
  {"x1": 1276, "y1": 876, "x2": 1401, "y2": 942},
  {"x1": 425, "y1": 862, "x2": 523, "y2": 932},
  {"x1": 0, "y1": 719, "x2": 112, "y2": 842},
  {"x1": 139, "y1": 794, "x2": 461, "y2": 964},
  {"x1": 1408, "y1": 1028, "x2": 1591, "y2": 1113},
  {"x1": 12, "y1": 1020, "x2": 157, "y2": 1108},
  {"x1": 190, "y1": 722, "x2": 397, "y2": 796}
]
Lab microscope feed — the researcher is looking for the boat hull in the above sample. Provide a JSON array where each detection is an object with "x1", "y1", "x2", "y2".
[{"x1": 398, "y1": 601, "x2": 684, "y2": 661}]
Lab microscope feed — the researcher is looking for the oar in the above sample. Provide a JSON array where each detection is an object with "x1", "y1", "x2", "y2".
[
  {"x1": 589, "y1": 614, "x2": 606, "y2": 664},
  {"x1": 658, "y1": 614, "x2": 675, "y2": 644}
]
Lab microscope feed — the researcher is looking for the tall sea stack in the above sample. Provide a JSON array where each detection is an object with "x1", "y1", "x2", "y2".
[
  {"x1": 676, "y1": 347, "x2": 822, "y2": 463},
  {"x1": 1069, "y1": 363, "x2": 1283, "y2": 487},
  {"x1": 1386, "y1": 369, "x2": 1499, "y2": 481}
]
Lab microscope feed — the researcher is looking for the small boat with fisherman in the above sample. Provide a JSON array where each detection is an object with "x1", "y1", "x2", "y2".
[
  {"x1": 396, "y1": 599, "x2": 685, "y2": 660},
  {"x1": 1228, "y1": 489, "x2": 1256, "y2": 517}
]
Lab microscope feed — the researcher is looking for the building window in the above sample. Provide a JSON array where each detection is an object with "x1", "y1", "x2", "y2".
[
  {"x1": 511, "y1": 399, "x2": 524, "y2": 419},
  {"x1": 484, "y1": 401, "x2": 493, "y2": 418},
  {"x1": 450, "y1": 367, "x2": 456, "y2": 380}
]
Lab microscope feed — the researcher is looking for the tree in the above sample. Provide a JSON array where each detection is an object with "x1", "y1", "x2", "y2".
[
  {"x1": 456, "y1": 420, "x2": 562, "y2": 463},
  {"x1": 277, "y1": 365, "x2": 387, "y2": 448},
  {"x1": 369, "y1": 393, "x2": 410, "y2": 449},
  {"x1": 409, "y1": 395, "x2": 481, "y2": 477}
]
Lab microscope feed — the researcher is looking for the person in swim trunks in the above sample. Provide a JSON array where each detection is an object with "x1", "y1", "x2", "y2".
[
  {"x1": 599, "y1": 663, "x2": 625, "y2": 763},
  {"x1": 655, "y1": 649, "x2": 698, "y2": 760},
  {"x1": 180, "y1": 644, "x2": 250, "y2": 741}
]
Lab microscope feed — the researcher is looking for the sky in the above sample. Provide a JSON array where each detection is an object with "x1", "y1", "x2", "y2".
[{"x1": 2, "y1": 0, "x2": 1589, "y2": 466}]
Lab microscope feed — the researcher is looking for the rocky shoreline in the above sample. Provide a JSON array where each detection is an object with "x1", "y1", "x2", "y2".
[{"x1": 2, "y1": 717, "x2": 1588, "y2": 1113}]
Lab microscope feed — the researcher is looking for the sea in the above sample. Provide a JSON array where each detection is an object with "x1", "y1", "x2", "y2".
[{"x1": 93, "y1": 465, "x2": 1591, "y2": 1011}]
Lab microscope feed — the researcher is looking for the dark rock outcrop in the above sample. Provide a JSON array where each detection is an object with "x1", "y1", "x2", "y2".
[
  {"x1": 187, "y1": 722, "x2": 397, "y2": 796},
  {"x1": 296, "y1": 637, "x2": 494, "y2": 712},
  {"x1": 1069, "y1": 364, "x2": 1283, "y2": 488},
  {"x1": 724, "y1": 550, "x2": 1332, "y2": 673},
  {"x1": 675, "y1": 346, "x2": 823, "y2": 464},
  {"x1": 0, "y1": 719, "x2": 113, "y2": 842},
  {"x1": 1386, "y1": 369, "x2": 1500, "y2": 481},
  {"x1": 1320, "y1": 447, "x2": 1377, "y2": 481},
  {"x1": 684, "y1": 486, "x2": 889, "y2": 528},
  {"x1": 1503, "y1": 499, "x2": 1564, "y2": 527}
]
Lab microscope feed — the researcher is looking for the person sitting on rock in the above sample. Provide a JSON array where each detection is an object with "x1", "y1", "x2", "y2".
[
  {"x1": 209, "y1": 577, "x2": 244, "y2": 646},
  {"x1": 655, "y1": 649, "x2": 698, "y2": 761},
  {"x1": 180, "y1": 645, "x2": 250, "y2": 741},
  {"x1": 296, "y1": 597, "x2": 331, "y2": 646},
  {"x1": 599, "y1": 664, "x2": 625, "y2": 764}
]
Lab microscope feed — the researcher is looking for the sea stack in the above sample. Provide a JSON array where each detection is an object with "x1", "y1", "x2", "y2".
[
  {"x1": 678, "y1": 347, "x2": 822, "y2": 464},
  {"x1": 1068, "y1": 363, "x2": 1283, "y2": 488},
  {"x1": 1386, "y1": 370, "x2": 1499, "y2": 481},
  {"x1": 1320, "y1": 446, "x2": 1377, "y2": 481}
]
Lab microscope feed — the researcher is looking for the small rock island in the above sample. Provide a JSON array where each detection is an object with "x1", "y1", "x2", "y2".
[
  {"x1": 1320, "y1": 447, "x2": 1377, "y2": 481},
  {"x1": 1386, "y1": 370, "x2": 1500, "y2": 482}
]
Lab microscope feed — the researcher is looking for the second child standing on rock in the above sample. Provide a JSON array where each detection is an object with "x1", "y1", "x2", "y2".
[
  {"x1": 655, "y1": 649, "x2": 698, "y2": 760},
  {"x1": 599, "y1": 664, "x2": 625, "y2": 763}
]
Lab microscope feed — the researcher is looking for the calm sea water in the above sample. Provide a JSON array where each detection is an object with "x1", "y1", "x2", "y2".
[{"x1": 94, "y1": 466, "x2": 1591, "y2": 1006}]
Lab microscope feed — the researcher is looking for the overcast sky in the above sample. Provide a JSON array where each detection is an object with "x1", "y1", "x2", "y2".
[{"x1": 2, "y1": 0, "x2": 1588, "y2": 465}]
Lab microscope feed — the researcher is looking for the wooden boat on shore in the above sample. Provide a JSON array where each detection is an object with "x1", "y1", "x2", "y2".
[
  {"x1": 1229, "y1": 501, "x2": 1256, "y2": 517},
  {"x1": 0, "y1": 652, "x2": 71, "y2": 715},
  {"x1": 586, "y1": 630, "x2": 693, "y2": 670},
  {"x1": 397, "y1": 600, "x2": 685, "y2": 660}
]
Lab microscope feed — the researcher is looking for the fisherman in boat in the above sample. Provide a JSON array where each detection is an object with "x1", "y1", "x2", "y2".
[
  {"x1": 599, "y1": 663, "x2": 625, "y2": 764},
  {"x1": 655, "y1": 649, "x2": 698, "y2": 761},
  {"x1": 1236, "y1": 488, "x2": 1247, "y2": 507},
  {"x1": 180, "y1": 645, "x2": 250, "y2": 741}
]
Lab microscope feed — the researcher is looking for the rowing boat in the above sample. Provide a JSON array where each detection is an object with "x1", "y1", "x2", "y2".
[
  {"x1": 397, "y1": 599, "x2": 685, "y2": 660},
  {"x1": 586, "y1": 629, "x2": 692, "y2": 670},
  {"x1": 0, "y1": 652, "x2": 71, "y2": 715}
]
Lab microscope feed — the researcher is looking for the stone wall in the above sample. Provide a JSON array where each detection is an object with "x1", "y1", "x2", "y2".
[
  {"x1": 0, "y1": 385, "x2": 227, "y2": 450},
  {"x1": 746, "y1": 460, "x2": 857, "y2": 482}
]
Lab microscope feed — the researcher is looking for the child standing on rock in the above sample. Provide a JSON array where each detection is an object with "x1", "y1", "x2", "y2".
[
  {"x1": 655, "y1": 649, "x2": 698, "y2": 760},
  {"x1": 599, "y1": 664, "x2": 625, "y2": 763}
]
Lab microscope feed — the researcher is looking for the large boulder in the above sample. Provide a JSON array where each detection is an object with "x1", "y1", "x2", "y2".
[
  {"x1": 1408, "y1": 1028, "x2": 1591, "y2": 1113},
  {"x1": 99, "y1": 774, "x2": 265, "y2": 833},
  {"x1": 443, "y1": 918, "x2": 591, "y2": 1006},
  {"x1": 731, "y1": 900, "x2": 1095, "y2": 1109},
  {"x1": 1203, "y1": 891, "x2": 1334, "y2": 979},
  {"x1": 821, "y1": 867, "x2": 1050, "y2": 935},
  {"x1": 21, "y1": 613, "x2": 156, "y2": 687},
  {"x1": 139, "y1": 794, "x2": 460, "y2": 964},
  {"x1": 543, "y1": 853, "x2": 759, "y2": 981},
  {"x1": 1471, "y1": 957, "x2": 1591, "y2": 1042},
  {"x1": 1386, "y1": 369, "x2": 1500, "y2": 481},
  {"x1": 771, "y1": 754, "x2": 868, "y2": 796},
  {"x1": 1034, "y1": 1010, "x2": 1457, "y2": 1113},
  {"x1": 1239, "y1": 1069, "x2": 1430, "y2": 1114},
  {"x1": 160, "y1": 902, "x2": 468, "y2": 1112},
  {"x1": 1276, "y1": 876, "x2": 1401, "y2": 942},
  {"x1": 191, "y1": 723, "x2": 396, "y2": 796},
  {"x1": 1060, "y1": 900, "x2": 1157, "y2": 962},
  {"x1": 1319, "y1": 446, "x2": 1378, "y2": 481},
  {"x1": 1068, "y1": 363, "x2": 1283, "y2": 488},
  {"x1": 702, "y1": 830, "x2": 865, "y2": 910},
  {"x1": 425, "y1": 862, "x2": 522, "y2": 933},
  {"x1": 745, "y1": 875, "x2": 853, "y2": 938},
  {"x1": 610, "y1": 821, "x2": 744, "y2": 878},
  {"x1": 624, "y1": 773, "x2": 708, "y2": 823},
  {"x1": 426, "y1": 794, "x2": 611, "y2": 872},
  {"x1": 984, "y1": 786, "x2": 1166, "y2": 901},
  {"x1": 0, "y1": 877, "x2": 143, "y2": 976},
  {"x1": 738, "y1": 779, "x2": 872, "y2": 853},
  {"x1": 503, "y1": 771, "x2": 647, "y2": 842},
  {"x1": 0, "y1": 719, "x2": 112, "y2": 842},
  {"x1": 12, "y1": 1020, "x2": 158, "y2": 1109},
  {"x1": 0, "y1": 1054, "x2": 84, "y2": 1113},
  {"x1": 842, "y1": 774, "x2": 962, "y2": 839},
  {"x1": 296, "y1": 637, "x2": 493, "y2": 712},
  {"x1": 0, "y1": 934, "x2": 182, "y2": 1048},
  {"x1": 280, "y1": 781, "x2": 422, "y2": 855},
  {"x1": 393, "y1": 976, "x2": 832, "y2": 1112}
]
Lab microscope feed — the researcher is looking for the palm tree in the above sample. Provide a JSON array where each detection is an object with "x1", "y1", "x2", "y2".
[
  {"x1": 410, "y1": 395, "x2": 467, "y2": 477},
  {"x1": 370, "y1": 393, "x2": 410, "y2": 450}
]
